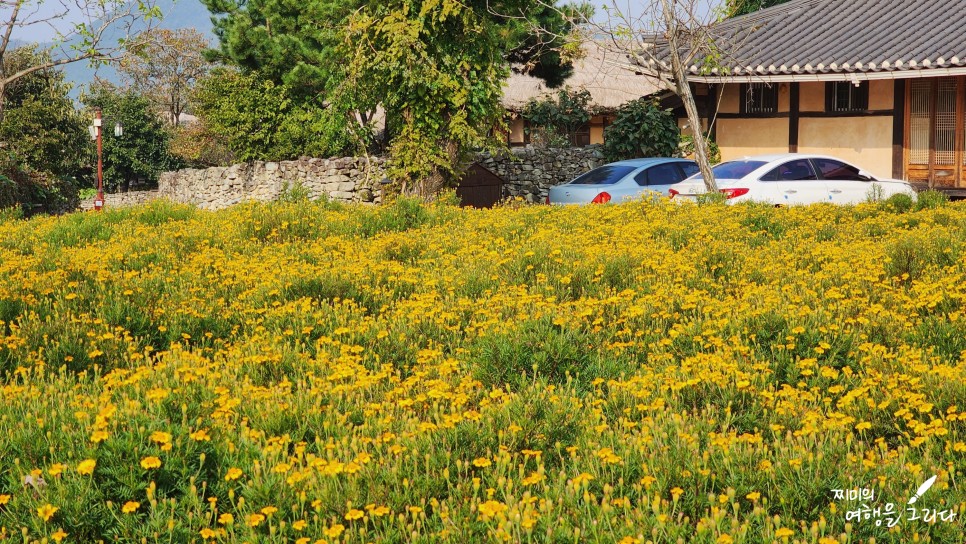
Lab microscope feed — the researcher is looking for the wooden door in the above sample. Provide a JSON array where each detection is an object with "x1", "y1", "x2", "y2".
[{"x1": 906, "y1": 77, "x2": 966, "y2": 187}]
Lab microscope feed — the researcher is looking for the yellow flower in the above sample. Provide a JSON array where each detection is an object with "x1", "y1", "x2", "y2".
[
  {"x1": 122, "y1": 501, "x2": 140, "y2": 514},
  {"x1": 472, "y1": 457, "x2": 491, "y2": 468},
  {"x1": 77, "y1": 459, "x2": 96, "y2": 475},
  {"x1": 324, "y1": 524, "x2": 345, "y2": 538},
  {"x1": 670, "y1": 487, "x2": 684, "y2": 500},
  {"x1": 572, "y1": 472, "x2": 594, "y2": 488},
  {"x1": 217, "y1": 513, "x2": 234, "y2": 525},
  {"x1": 292, "y1": 519, "x2": 307, "y2": 530},
  {"x1": 200, "y1": 528, "x2": 217, "y2": 539},
  {"x1": 246, "y1": 513, "x2": 265, "y2": 527},
  {"x1": 370, "y1": 505, "x2": 390, "y2": 517},
  {"x1": 51, "y1": 529, "x2": 68, "y2": 542},
  {"x1": 0, "y1": 494, "x2": 10, "y2": 505},
  {"x1": 190, "y1": 429, "x2": 211, "y2": 441},
  {"x1": 775, "y1": 527, "x2": 795, "y2": 538},
  {"x1": 261, "y1": 506, "x2": 278, "y2": 516},
  {"x1": 716, "y1": 535, "x2": 734, "y2": 544},
  {"x1": 48, "y1": 463, "x2": 65, "y2": 477},
  {"x1": 140, "y1": 456, "x2": 162, "y2": 470},
  {"x1": 407, "y1": 506, "x2": 423, "y2": 515},
  {"x1": 855, "y1": 421, "x2": 872, "y2": 431},
  {"x1": 37, "y1": 503, "x2": 59, "y2": 521},
  {"x1": 746, "y1": 491, "x2": 761, "y2": 501},
  {"x1": 477, "y1": 500, "x2": 507, "y2": 520},
  {"x1": 90, "y1": 430, "x2": 109, "y2": 443},
  {"x1": 344, "y1": 508, "x2": 364, "y2": 521},
  {"x1": 224, "y1": 467, "x2": 243, "y2": 481},
  {"x1": 149, "y1": 431, "x2": 171, "y2": 444}
]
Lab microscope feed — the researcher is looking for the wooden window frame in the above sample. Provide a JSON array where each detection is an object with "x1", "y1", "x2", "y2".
[
  {"x1": 826, "y1": 81, "x2": 870, "y2": 113},
  {"x1": 740, "y1": 82, "x2": 779, "y2": 115}
]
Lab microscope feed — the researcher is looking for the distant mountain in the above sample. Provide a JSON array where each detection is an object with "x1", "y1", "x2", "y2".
[{"x1": 55, "y1": 0, "x2": 217, "y2": 96}]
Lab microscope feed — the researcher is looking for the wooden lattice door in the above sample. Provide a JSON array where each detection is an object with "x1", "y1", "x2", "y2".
[{"x1": 906, "y1": 77, "x2": 966, "y2": 187}]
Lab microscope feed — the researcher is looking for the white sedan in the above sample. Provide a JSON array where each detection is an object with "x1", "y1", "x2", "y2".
[{"x1": 667, "y1": 153, "x2": 916, "y2": 205}]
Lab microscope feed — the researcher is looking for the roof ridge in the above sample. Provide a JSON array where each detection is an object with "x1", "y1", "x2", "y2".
[{"x1": 724, "y1": 0, "x2": 826, "y2": 26}]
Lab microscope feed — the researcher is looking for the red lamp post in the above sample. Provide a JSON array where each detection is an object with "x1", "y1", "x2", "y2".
[{"x1": 88, "y1": 109, "x2": 122, "y2": 212}]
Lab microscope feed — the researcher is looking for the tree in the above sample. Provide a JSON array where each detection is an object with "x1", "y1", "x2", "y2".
[
  {"x1": 82, "y1": 83, "x2": 180, "y2": 192},
  {"x1": 726, "y1": 0, "x2": 792, "y2": 16},
  {"x1": 523, "y1": 87, "x2": 593, "y2": 146},
  {"x1": 561, "y1": 0, "x2": 728, "y2": 192},
  {"x1": 192, "y1": 68, "x2": 354, "y2": 162},
  {"x1": 0, "y1": 0, "x2": 160, "y2": 117},
  {"x1": 339, "y1": 0, "x2": 586, "y2": 197},
  {"x1": 119, "y1": 28, "x2": 211, "y2": 126}
]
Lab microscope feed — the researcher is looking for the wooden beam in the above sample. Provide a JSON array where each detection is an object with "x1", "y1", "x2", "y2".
[
  {"x1": 707, "y1": 84, "x2": 718, "y2": 141},
  {"x1": 789, "y1": 83, "x2": 800, "y2": 152},
  {"x1": 893, "y1": 80, "x2": 905, "y2": 180}
]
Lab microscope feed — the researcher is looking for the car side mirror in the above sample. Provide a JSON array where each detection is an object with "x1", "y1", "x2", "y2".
[{"x1": 858, "y1": 170, "x2": 875, "y2": 182}]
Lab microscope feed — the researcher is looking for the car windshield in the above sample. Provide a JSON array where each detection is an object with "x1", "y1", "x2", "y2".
[
  {"x1": 687, "y1": 161, "x2": 767, "y2": 181},
  {"x1": 567, "y1": 165, "x2": 637, "y2": 185}
]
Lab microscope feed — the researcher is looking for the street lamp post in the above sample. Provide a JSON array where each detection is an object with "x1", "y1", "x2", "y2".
[{"x1": 88, "y1": 109, "x2": 123, "y2": 212}]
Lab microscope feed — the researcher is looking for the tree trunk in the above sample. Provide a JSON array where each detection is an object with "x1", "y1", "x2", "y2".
[{"x1": 660, "y1": 0, "x2": 718, "y2": 193}]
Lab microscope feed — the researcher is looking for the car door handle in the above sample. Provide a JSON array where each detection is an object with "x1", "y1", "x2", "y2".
[
  {"x1": 829, "y1": 189, "x2": 843, "y2": 194},
  {"x1": 784, "y1": 189, "x2": 797, "y2": 194}
]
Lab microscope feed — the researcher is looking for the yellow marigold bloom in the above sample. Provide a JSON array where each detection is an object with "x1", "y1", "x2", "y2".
[
  {"x1": 324, "y1": 524, "x2": 345, "y2": 538},
  {"x1": 246, "y1": 513, "x2": 265, "y2": 527},
  {"x1": 775, "y1": 527, "x2": 795, "y2": 538},
  {"x1": 218, "y1": 513, "x2": 234, "y2": 525},
  {"x1": 140, "y1": 456, "x2": 162, "y2": 470},
  {"x1": 51, "y1": 529, "x2": 67, "y2": 542},
  {"x1": 77, "y1": 459, "x2": 96, "y2": 475},
  {"x1": 261, "y1": 506, "x2": 278, "y2": 516},
  {"x1": 477, "y1": 500, "x2": 507, "y2": 520},
  {"x1": 522, "y1": 472, "x2": 545, "y2": 486},
  {"x1": 295, "y1": 538, "x2": 310, "y2": 544},
  {"x1": 37, "y1": 503, "x2": 58, "y2": 521},
  {"x1": 746, "y1": 492, "x2": 761, "y2": 501},
  {"x1": 224, "y1": 467, "x2": 243, "y2": 481},
  {"x1": 200, "y1": 528, "x2": 217, "y2": 539},
  {"x1": 292, "y1": 519, "x2": 307, "y2": 530},
  {"x1": 149, "y1": 431, "x2": 171, "y2": 444},
  {"x1": 716, "y1": 535, "x2": 734, "y2": 544},
  {"x1": 572, "y1": 472, "x2": 594, "y2": 488},
  {"x1": 407, "y1": 506, "x2": 423, "y2": 515},
  {"x1": 122, "y1": 501, "x2": 140, "y2": 514},
  {"x1": 344, "y1": 508, "x2": 364, "y2": 521},
  {"x1": 472, "y1": 457, "x2": 491, "y2": 468},
  {"x1": 855, "y1": 421, "x2": 872, "y2": 431},
  {"x1": 48, "y1": 463, "x2": 65, "y2": 477},
  {"x1": 370, "y1": 505, "x2": 390, "y2": 517},
  {"x1": 0, "y1": 494, "x2": 10, "y2": 505},
  {"x1": 670, "y1": 487, "x2": 684, "y2": 499},
  {"x1": 90, "y1": 430, "x2": 109, "y2": 443},
  {"x1": 190, "y1": 429, "x2": 211, "y2": 441}
]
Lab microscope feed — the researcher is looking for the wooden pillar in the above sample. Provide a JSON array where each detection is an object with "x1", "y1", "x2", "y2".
[
  {"x1": 707, "y1": 84, "x2": 718, "y2": 141},
  {"x1": 892, "y1": 80, "x2": 905, "y2": 180},
  {"x1": 789, "y1": 83, "x2": 800, "y2": 153}
]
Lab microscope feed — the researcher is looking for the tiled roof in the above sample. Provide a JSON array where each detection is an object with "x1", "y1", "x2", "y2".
[{"x1": 651, "y1": 0, "x2": 966, "y2": 82}]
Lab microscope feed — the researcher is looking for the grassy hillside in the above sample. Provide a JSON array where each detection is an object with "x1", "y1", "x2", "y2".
[{"x1": 0, "y1": 197, "x2": 964, "y2": 542}]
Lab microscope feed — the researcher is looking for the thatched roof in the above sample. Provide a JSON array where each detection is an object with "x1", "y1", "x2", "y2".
[{"x1": 502, "y1": 42, "x2": 665, "y2": 112}]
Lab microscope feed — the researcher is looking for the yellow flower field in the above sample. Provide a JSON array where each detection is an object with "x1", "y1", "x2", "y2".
[{"x1": 0, "y1": 196, "x2": 964, "y2": 543}]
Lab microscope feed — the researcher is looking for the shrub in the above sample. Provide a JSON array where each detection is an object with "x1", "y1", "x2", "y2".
[
  {"x1": 881, "y1": 192, "x2": 914, "y2": 213},
  {"x1": 915, "y1": 189, "x2": 949, "y2": 210},
  {"x1": 602, "y1": 98, "x2": 680, "y2": 161}
]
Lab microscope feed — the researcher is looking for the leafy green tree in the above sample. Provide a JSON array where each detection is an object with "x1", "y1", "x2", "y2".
[
  {"x1": 192, "y1": 68, "x2": 356, "y2": 162},
  {"x1": 523, "y1": 87, "x2": 592, "y2": 147},
  {"x1": 727, "y1": 0, "x2": 792, "y2": 16},
  {"x1": 0, "y1": 47, "x2": 85, "y2": 214},
  {"x1": 0, "y1": 47, "x2": 87, "y2": 178},
  {"x1": 82, "y1": 83, "x2": 181, "y2": 192},
  {"x1": 602, "y1": 98, "x2": 680, "y2": 162}
]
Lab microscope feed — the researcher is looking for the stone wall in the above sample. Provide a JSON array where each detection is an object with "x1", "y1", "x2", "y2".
[
  {"x1": 480, "y1": 146, "x2": 605, "y2": 202},
  {"x1": 154, "y1": 147, "x2": 602, "y2": 209},
  {"x1": 158, "y1": 157, "x2": 386, "y2": 209}
]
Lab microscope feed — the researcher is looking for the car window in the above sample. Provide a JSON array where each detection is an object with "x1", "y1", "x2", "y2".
[
  {"x1": 762, "y1": 159, "x2": 818, "y2": 181},
  {"x1": 639, "y1": 163, "x2": 685, "y2": 186},
  {"x1": 680, "y1": 163, "x2": 699, "y2": 178},
  {"x1": 811, "y1": 158, "x2": 867, "y2": 181},
  {"x1": 689, "y1": 161, "x2": 766, "y2": 181},
  {"x1": 567, "y1": 165, "x2": 637, "y2": 185}
]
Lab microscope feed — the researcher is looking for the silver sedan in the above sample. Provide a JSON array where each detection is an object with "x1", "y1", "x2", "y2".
[{"x1": 548, "y1": 158, "x2": 699, "y2": 205}]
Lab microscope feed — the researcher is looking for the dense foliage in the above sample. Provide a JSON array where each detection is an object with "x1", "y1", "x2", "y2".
[
  {"x1": 202, "y1": 0, "x2": 583, "y2": 194},
  {"x1": 192, "y1": 68, "x2": 355, "y2": 162},
  {"x1": 602, "y1": 98, "x2": 680, "y2": 162},
  {"x1": 0, "y1": 197, "x2": 965, "y2": 542},
  {"x1": 522, "y1": 88, "x2": 593, "y2": 147},
  {"x1": 82, "y1": 84, "x2": 182, "y2": 193},
  {"x1": 0, "y1": 47, "x2": 85, "y2": 214}
]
